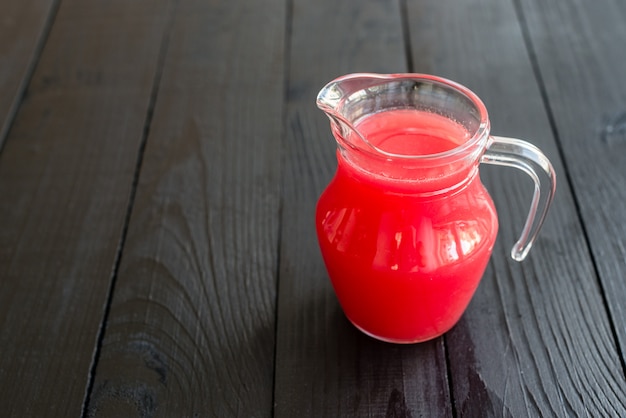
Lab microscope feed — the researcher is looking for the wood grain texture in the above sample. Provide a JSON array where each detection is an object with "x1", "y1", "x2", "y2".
[
  {"x1": 0, "y1": 0, "x2": 173, "y2": 415},
  {"x1": 273, "y1": 0, "x2": 452, "y2": 416},
  {"x1": 85, "y1": 0, "x2": 286, "y2": 416},
  {"x1": 0, "y1": 0, "x2": 56, "y2": 147},
  {"x1": 406, "y1": 0, "x2": 626, "y2": 415},
  {"x1": 518, "y1": 0, "x2": 626, "y2": 361}
]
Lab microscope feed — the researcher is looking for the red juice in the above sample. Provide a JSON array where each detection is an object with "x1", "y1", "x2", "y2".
[{"x1": 316, "y1": 109, "x2": 498, "y2": 343}]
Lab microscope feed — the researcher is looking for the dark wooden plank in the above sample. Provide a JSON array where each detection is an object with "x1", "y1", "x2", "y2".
[
  {"x1": 518, "y1": 0, "x2": 626, "y2": 361},
  {"x1": 85, "y1": 0, "x2": 286, "y2": 416},
  {"x1": 405, "y1": 0, "x2": 626, "y2": 415},
  {"x1": 0, "y1": 0, "x2": 174, "y2": 415},
  {"x1": 274, "y1": 0, "x2": 451, "y2": 416},
  {"x1": 0, "y1": 0, "x2": 56, "y2": 147}
]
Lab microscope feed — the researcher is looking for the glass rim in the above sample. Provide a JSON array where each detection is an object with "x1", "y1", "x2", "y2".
[{"x1": 318, "y1": 73, "x2": 491, "y2": 161}]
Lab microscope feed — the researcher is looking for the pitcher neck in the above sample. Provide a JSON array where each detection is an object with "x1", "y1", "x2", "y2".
[{"x1": 335, "y1": 135, "x2": 487, "y2": 196}]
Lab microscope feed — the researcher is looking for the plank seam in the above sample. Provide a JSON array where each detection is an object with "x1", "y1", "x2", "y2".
[
  {"x1": 272, "y1": 0, "x2": 294, "y2": 415},
  {"x1": 0, "y1": 0, "x2": 63, "y2": 153},
  {"x1": 79, "y1": 1, "x2": 181, "y2": 416},
  {"x1": 399, "y1": 0, "x2": 415, "y2": 73},
  {"x1": 511, "y1": 0, "x2": 626, "y2": 381},
  {"x1": 443, "y1": 335, "x2": 458, "y2": 418}
]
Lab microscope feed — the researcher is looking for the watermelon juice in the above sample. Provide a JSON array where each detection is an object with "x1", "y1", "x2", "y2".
[{"x1": 316, "y1": 109, "x2": 498, "y2": 343}]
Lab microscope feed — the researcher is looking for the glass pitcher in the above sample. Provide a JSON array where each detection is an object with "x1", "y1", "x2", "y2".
[{"x1": 315, "y1": 73, "x2": 556, "y2": 343}]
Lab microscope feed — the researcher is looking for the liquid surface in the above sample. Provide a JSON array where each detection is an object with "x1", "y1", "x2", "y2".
[
  {"x1": 354, "y1": 109, "x2": 469, "y2": 155},
  {"x1": 317, "y1": 109, "x2": 498, "y2": 342}
]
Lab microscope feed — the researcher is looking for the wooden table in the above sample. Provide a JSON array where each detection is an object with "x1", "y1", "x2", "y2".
[{"x1": 2, "y1": 0, "x2": 626, "y2": 416}]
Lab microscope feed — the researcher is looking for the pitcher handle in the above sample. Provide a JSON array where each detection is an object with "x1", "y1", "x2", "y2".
[{"x1": 480, "y1": 136, "x2": 557, "y2": 262}]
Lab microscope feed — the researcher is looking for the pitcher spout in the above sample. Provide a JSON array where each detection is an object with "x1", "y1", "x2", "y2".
[{"x1": 316, "y1": 73, "x2": 404, "y2": 155}]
